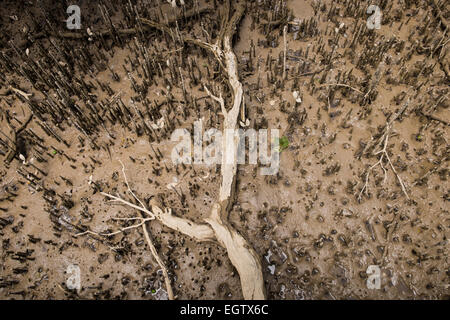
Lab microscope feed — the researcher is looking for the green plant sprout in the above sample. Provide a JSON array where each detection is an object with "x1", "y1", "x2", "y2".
[{"x1": 276, "y1": 136, "x2": 289, "y2": 152}]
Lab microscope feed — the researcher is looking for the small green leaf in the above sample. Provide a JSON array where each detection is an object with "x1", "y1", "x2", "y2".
[
  {"x1": 280, "y1": 136, "x2": 289, "y2": 150},
  {"x1": 275, "y1": 136, "x2": 289, "y2": 152},
  {"x1": 52, "y1": 150, "x2": 57, "y2": 155}
]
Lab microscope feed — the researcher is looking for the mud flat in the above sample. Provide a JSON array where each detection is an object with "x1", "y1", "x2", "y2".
[{"x1": 0, "y1": 0, "x2": 448, "y2": 300}]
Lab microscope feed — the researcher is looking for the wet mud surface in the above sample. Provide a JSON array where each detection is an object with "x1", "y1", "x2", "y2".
[{"x1": 0, "y1": 0, "x2": 448, "y2": 299}]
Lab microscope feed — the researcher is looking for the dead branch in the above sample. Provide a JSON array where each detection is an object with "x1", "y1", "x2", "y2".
[
  {"x1": 357, "y1": 123, "x2": 410, "y2": 202},
  {"x1": 202, "y1": 1, "x2": 265, "y2": 300},
  {"x1": 74, "y1": 216, "x2": 154, "y2": 237},
  {"x1": 0, "y1": 85, "x2": 33, "y2": 100},
  {"x1": 133, "y1": 1, "x2": 265, "y2": 299},
  {"x1": 80, "y1": 160, "x2": 174, "y2": 300},
  {"x1": 149, "y1": 200, "x2": 216, "y2": 241}
]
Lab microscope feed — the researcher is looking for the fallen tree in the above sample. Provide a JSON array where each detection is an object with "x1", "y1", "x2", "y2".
[
  {"x1": 141, "y1": 0, "x2": 265, "y2": 300},
  {"x1": 85, "y1": 0, "x2": 265, "y2": 300}
]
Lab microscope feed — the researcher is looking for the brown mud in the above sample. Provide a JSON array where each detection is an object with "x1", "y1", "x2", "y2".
[{"x1": 0, "y1": 0, "x2": 448, "y2": 299}]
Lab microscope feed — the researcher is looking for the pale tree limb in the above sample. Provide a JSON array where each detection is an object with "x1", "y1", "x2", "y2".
[
  {"x1": 101, "y1": 190, "x2": 216, "y2": 242},
  {"x1": 118, "y1": 160, "x2": 174, "y2": 300},
  {"x1": 0, "y1": 85, "x2": 33, "y2": 101},
  {"x1": 357, "y1": 124, "x2": 410, "y2": 202},
  {"x1": 79, "y1": 160, "x2": 174, "y2": 300},
  {"x1": 205, "y1": 204, "x2": 266, "y2": 299},
  {"x1": 126, "y1": 1, "x2": 265, "y2": 299},
  {"x1": 140, "y1": 216, "x2": 174, "y2": 300},
  {"x1": 149, "y1": 200, "x2": 216, "y2": 241},
  {"x1": 101, "y1": 192, "x2": 153, "y2": 215},
  {"x1": 358, "y1": 131, "x2": 389, "y2": 202},
  {"x1": 119, "y1": 160, "x2": 148, "y2": 211},
  {"x1": 201, "y1": 1, "x2": 265, "y2": 300},
  {"x1": 74, "y1": 216, "x2": 154, "y2": 237},
  {"x1": 385, "y1": 152, "x2": 410, "y2": 200},
  {"x1": 10, "y1": 86, "x2": 32, "y2": 100},
  {"x1": 203, "y1": 85, "x2": 227, "y2": 116}
]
